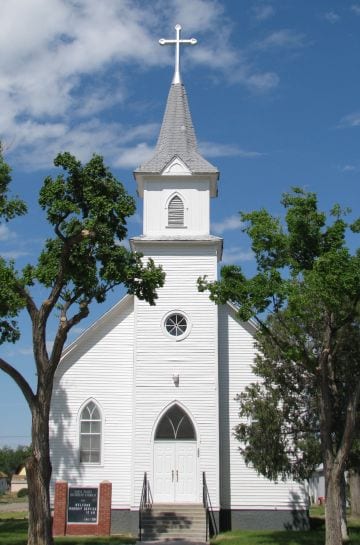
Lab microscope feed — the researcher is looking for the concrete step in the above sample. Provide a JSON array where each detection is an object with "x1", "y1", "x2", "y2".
[{"x1": 141, "y1": 503, "x2": 207, "y2": 542}]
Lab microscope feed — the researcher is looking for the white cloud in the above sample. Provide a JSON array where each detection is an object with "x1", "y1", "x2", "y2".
[
  {"x1": 340, "y1": 164, "x2": 358, "y2": 172},
  {"x1": 324, "y1": 11, "x2": 340, "y2": 23},
  {"x1": 9, "y1": 120, "x2": 158, "y2": 170},
  {"x1": 212, "y1": 214, "x2": 243, "y2": 235},
  {"x1": 351, "y1": 4, "x2": 360, "y2": 15},
  {"x1": 253, "y1": 29, "x2": 307, "y2": 50},
  {"x1": 0, "y1": 0, "x2": 284, "y2": 171},
  {"x1": 168, "y1": 0, "x2": 225, "y2": 32},
  {"x1": 1, "y1": 250, "x2": 30, "y2": 259},
  {"x1": 199, "y1": 141, "x2": 264, "y2": 158},
  {"x1": 252, "y1": 5, "x2": 275, "y2": 22},
  {"x1": 0, "y1": 224, "x2": 16, "y2": 242},
  {"x1": 114, "y1": 143, "x2": 155, "y2": 169},
  {"x1": 338, "y1": 112, "x2": 360, "y2": 128},
  {"x1": 222, "y1": 246, "x2": 254, "y2": 264},
  {"x1": 244, "y1": 71, "x2": 280, "y2": 91}
]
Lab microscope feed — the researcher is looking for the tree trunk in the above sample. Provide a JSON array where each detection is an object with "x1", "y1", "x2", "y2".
[
  {"x1": 349, "y1": 470, "x2": 360, "y2": 517},
  {"x1": 26, "y1": 401, "x2": 54, "y2": 545},
  {"x1": 325, "y1": 468, "x2": 343, "y2": 545},
  {"x1": 340, "y1": 472, "x2": 349, "y2": 542}
]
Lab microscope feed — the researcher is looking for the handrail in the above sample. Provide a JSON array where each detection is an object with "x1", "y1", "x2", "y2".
[
  {"x1": 202, "y1": 471, "x2": 218, "y2": 540},
  {"x1": 139, "y1": 472, "x2": 153, "y2": 540}
]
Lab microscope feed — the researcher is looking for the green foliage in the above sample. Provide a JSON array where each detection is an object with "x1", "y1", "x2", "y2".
[
  {"x1": 0, "y1": 446, "x2": 30, "y2": 476},
  {"x1": 0, "y1": 150, "x2": 165, "y2": 545},
  {"x1": 23, "y1": 152, "x2": 165, "y2": 308},
  {"x1": 0, "y1": 148, "x2": 27, "y2": 344},
  {"x1": 16, "y1": 488, "x2": 28, "y2": 498},
  {"x1": 0, "y1": 145, "x2": 27, "y2": 222},
  {"x1": 200, "y1": 187, "x2": 360, "y2": 484},
  {"x1": 0, "y1": 152, "x2": 165, "y2": 352}
]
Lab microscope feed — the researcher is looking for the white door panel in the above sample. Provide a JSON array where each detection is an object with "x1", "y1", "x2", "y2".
[
  {"x1": 153, "y1": 441, "x2": 197, "y2": 503},
  {"x1": 154, "y1": 442, "x2": 175, "y2": 502},
  {"x1": 176, "y1": 442, "x2": 197, "y2": 502}
]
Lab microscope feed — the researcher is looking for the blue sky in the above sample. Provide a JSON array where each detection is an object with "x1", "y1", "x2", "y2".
[{"x1": 0, "y1": 0, "x2": 359, "y2": 447}]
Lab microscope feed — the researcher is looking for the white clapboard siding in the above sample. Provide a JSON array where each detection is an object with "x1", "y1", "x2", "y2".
[
  {"x1": 132, "y1": 242, "x2": 220, "y2": 509},
  {"x1": 218, "y1": 304, "x2": 307, "y2": 510},
  {"x1": 143, "y1": 179, "x2": 211, "y2": 236},
  {"x1": 50, "y1": 296, "x2": 134, "y2": 508}
]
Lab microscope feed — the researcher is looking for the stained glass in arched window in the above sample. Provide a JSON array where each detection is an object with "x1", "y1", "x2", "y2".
[{"x1": 155, "y1": 404, "x2": 196, "y2": 440}]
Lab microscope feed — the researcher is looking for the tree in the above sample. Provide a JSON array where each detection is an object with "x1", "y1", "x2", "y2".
[
  {"x1": 234, "y1": 310, "x2": 360, "y2": 540},
  {"x1": 0, "y1": 150, "x2": 165, "y2": 545},
  {"x1": 199, "y1": 188, "x2": 360, "y2": 545},
  {"x1": 348, "y1": 427, "x2": 360, "y2": 517},
  {"x1": 0, "y1": 445, "x2": 31, "y2": 477}
]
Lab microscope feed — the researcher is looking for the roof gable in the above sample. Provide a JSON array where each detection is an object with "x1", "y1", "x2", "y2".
[
  {"x1": 162, "y1": 156, "x2": 192, "y2": 175},
  {"x1": 58, "y1": 294, "x2": 134, "y2": 368}
]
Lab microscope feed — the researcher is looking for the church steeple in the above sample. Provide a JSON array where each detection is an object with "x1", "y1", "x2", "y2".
[
  {"x1": 134, "y1": 24, "x2": 218, "y2": 180},
  {"x1": 135, "y1": 83, "x2": 218, "y2": 177},
  {"x1": 132, "y1": 24, "x2": 222, "y2": 260}
]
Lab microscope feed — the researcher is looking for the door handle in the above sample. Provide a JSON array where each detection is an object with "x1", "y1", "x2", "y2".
[
  {"x1": 172, "y1": 470, "x2": 174, "y2": 482},
  {"x1": 176, "y1": 470, "x2": 178, "y2": 482}
]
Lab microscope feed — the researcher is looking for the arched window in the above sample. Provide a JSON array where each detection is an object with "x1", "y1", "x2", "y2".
[
  {"x1": 79, "y1": 401, "x2": 101, "y2": 463},
  {"x1": 155, "y1": 404, "x2": 196, "y2": 440},
  {"x1": 168, "y1": 195, "x2": 184, "y2": 226}
]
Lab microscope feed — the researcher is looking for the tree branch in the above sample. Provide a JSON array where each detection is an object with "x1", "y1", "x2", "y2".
[
  {"x1": 50, "y1": 300, "x2": 90, "y2": 365},
  {"x1": 0, "y1": 357, "x2": 35, "y2": 409},
  {"x1": 41, "y1": 229, "x2": 93, "y2": 321},
  {"x1": 336, "y1": 382, "x2": 360, "y2": 471},
  {"x1": 14, "y1": 283, "x2": 38, "y2": 322}
]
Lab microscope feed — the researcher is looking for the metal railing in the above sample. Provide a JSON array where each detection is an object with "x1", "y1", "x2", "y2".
[
  {"x1": 202, "y1": 471, "x2": 218, "y2": 540},
  {"x1": 139, "y1": 472, "x2": 153, "y2": 540}
]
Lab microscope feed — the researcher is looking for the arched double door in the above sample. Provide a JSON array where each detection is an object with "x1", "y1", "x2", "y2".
[{"x1": 153, "y1": 404, "x2": 198, "y2": 503}]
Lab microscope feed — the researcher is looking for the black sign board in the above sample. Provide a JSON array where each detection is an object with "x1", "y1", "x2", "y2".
[{"x1": 67, "y1": 487, "x2": 98, "y2": 523}]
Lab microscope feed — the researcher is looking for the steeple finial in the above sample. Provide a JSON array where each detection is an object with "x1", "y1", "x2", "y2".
[{"x1": 159, "y1": 24, "x2": 197, "y2": 84}]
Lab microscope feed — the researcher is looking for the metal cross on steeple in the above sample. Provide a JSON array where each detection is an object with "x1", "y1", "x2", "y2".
[{"x1": 159, "y1": 24, "x2": 197, "y2": 85}]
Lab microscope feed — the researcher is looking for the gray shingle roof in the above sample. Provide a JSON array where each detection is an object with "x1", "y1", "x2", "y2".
[{"x1": 135, "y1": 83, "x2": 218, "y2": 175}]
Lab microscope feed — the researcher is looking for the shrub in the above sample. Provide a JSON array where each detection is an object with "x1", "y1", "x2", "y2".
[{"x1": 17, "y1": 488, "x2": 28, "y2": 498}]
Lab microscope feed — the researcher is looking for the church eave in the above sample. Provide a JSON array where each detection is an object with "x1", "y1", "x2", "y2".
[
  {"x1": 134, "y1": 170, "x2": 219, "y2": 198},
  {"x1": 130, "y1": 236, "x2": 223, "y2": 261},
  {"x1": 226, "y1": 300, "x2": 258, "y2": 337}
]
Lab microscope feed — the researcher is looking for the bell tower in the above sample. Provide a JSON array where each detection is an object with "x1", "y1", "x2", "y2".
[
  {"x1": 130, "y1": 25, "x2": 222, "y2": 511},
  {"x1": 133, "y1": 24, "x2": 221, "y2": 246}
]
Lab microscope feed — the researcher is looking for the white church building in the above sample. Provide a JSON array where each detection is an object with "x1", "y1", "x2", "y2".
[{"x1": 50, "y1": 25, "x2": 308, "y2": 539}]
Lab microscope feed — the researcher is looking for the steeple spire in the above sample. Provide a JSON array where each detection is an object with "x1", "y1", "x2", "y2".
[
  {"x1": 159, "y1": 24, "x2": 197, "y2": 84},
  {"x1": 135, "y1": 25, "x2": 218, "y2": 179}
]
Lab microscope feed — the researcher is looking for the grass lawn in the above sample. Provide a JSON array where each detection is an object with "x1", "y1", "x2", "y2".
[
  {"x1": 211, "y1": 525, "x2": 360, "y2": 545},
  {"x1": 0, "y1": 493, "x2": 28, "y2": 505},
  {"x1": 0, "y1": 517, "x2": 136, "y2": 545},
  {"x1": 1, "y1": 510, "x2": 360, "y2": 545},
  {"x1": 210, "y1": 510, "x2": 360, "y2": 545},
  {"x1": 0, "y1": 512, "x2": 28, "y2": 520}
]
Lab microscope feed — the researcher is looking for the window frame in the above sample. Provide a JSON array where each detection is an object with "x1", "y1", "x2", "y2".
[
  {"x1": 166, "y1": 193, "x2": 186, "y2": 229},
  {"x1": 162, "y1": 310, "x2": 191, "y2": 341},
  {"x1": 78, "y1": 400, "x2": 102, "y2": 465},
  {"x1": 155, "y1": 404, "x2": 197, "y2": 441}
]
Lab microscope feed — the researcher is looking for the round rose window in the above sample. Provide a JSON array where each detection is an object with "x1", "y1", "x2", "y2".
[
  {"x1": 162, "y1": 311, "x2": 191, "y2": 340},
  {"x1": 165, "y1": 313, "x2": 187, "y2": 337}
]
